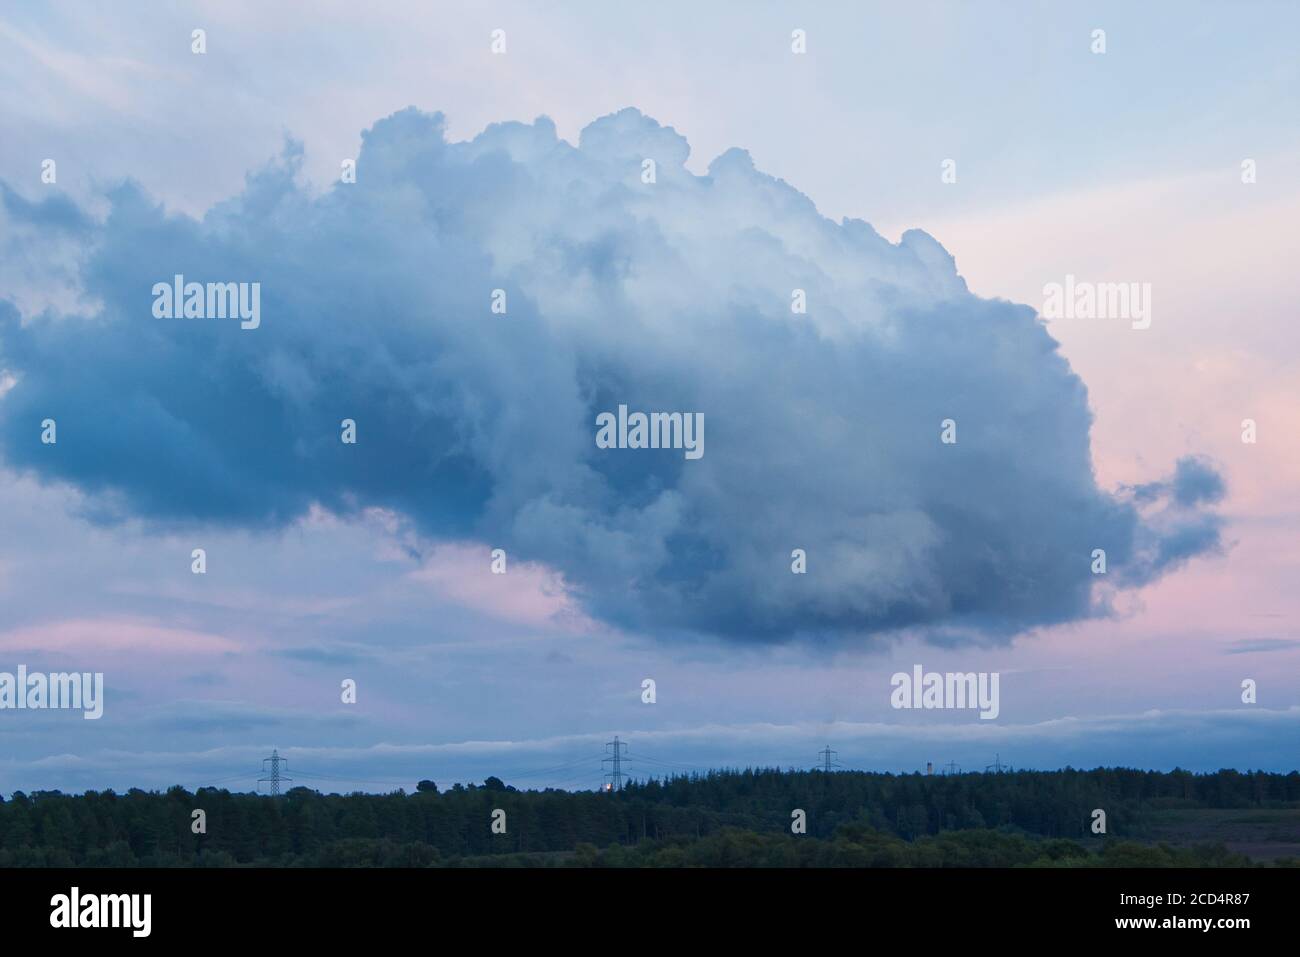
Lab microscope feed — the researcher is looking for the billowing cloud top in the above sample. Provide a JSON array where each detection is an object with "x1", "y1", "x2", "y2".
[{"x1": 0, "y1": 108, "x2": 1222, "y2": 643}]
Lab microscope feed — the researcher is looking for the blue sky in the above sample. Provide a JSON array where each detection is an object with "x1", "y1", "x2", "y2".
[{"x1": 0, "y1": 1, "x2": 1297, "y2": 794}]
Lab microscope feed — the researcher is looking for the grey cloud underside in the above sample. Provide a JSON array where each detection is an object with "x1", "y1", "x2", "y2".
[{"x1": 0, "y1": 108, "x2": 1223, "y2": 643}]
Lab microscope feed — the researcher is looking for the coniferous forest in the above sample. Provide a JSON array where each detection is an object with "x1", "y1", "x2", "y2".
[{"x1": 2, "y1": 767, "x2": 1298, "y2": 867}]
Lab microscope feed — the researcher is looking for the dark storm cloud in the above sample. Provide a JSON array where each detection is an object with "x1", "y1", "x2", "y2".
[{"x1": 0, "y1": 108, "x2": 1224, "y2": 643}]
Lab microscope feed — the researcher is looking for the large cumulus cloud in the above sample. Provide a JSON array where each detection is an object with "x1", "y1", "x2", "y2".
[{"x1": 0, "y1": 107, "x2": 1223, "y2": 642}]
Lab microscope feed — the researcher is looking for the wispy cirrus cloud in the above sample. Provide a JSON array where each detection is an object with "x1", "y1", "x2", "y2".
[
  {"x1": 1223, "y1": 638, "x2": 1300, "y2": 655},
  {"x1": 4, "y1": 705, "x2": 1296, "y2": 796}
]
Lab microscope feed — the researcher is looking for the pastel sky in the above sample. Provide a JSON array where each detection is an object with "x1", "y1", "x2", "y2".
[{"x1": 0, "y1": 1, "x2": 1296, "y2": 795}]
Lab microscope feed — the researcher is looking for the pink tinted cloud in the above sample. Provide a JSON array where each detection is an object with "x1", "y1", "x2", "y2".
[
  {"x1": 0, "y1": 617, "x2": 242, "y2": 656},
  {"x1": 406, "y1": 542, "x2": 594, "y2": 632}
]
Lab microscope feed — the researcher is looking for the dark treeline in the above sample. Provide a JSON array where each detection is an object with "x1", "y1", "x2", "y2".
[{"x1": 1, "y1": 767, "x2": 1297, "y2": 867}]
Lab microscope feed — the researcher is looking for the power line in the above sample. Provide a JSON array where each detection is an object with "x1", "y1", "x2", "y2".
[
  {"x1": 289, "y1": 771, "x2": 412, "y2": 789},
  {"x1": 817, "y1": 746, "x2": 838, "y2": 772},
  {"x1": 257, "y1": 749, "x2": 292, "y2": 796},
  {"x1": 494, "y1": 754, "x2": 607, "y2": 780},
  {"x1": 602, "y1": 735, "x2": 627, "y2": 792},
  {"x1": 189, "y1": 771, "x2": 255, "y2": 787},
  {"x1": 94, "y1": 744, "x2": 978, "y2": 797},
  {"x1": 546, "y1": 768, "x2": 603, "y2": 791},
  {"x1": 624, "y1": 752, "x2": 713, "y2": 772}
]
